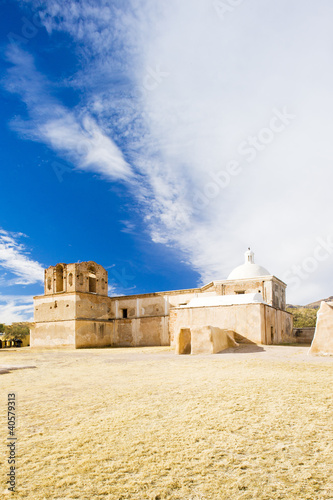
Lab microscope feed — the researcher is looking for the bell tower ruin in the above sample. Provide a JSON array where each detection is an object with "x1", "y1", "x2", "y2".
[
  {"x1": 31, "y1": 261, "x2": 112, "y2": 348},
  {"x1": 44, "y1": 262, "x2": 108, "y2": 296}
]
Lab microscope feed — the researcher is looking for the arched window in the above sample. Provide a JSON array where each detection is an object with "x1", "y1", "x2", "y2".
[{"x1": 55, "y1": 265, "x2": 64, "y2": 292}]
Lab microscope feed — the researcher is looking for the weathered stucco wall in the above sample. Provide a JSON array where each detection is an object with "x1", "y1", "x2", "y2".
[
  {"x1": 109, "y1": 295, "x2": 167, "y2": 320},
  {"x1": 309, "y1": 302, "x2": 333, "y2": 355},
  {"x1": 293, "y1": 327, "x2": 315, "y2": 344},
  {"x1": 190, "y1": 326, "x2": 238, "y2": 355},
  {"x1": 32, "y1": 291, "x2": 170, "y2": 348},
  {"x1": 263, "y1": 306, "x2": 293, "y2": 344},
  {"x1": 75, "y1": 320, "x2": 113, "y2": 348},
  {"x1": 34, "y1": 295, "x2": 77, "y2": 323},
  {"x1": 30, "y1": 321, "x2": 76, "y2": 347},
  {"x1": 170, "y1": 304, "x2": 292, "y2": 346},
  {"x1": 169, "y1": 304, "x2": 264, "y2": 345},
  {"x1": 75, "y1": 293, "x2": 111, "y2": 320},
  {"x1": 112, "y1": 316, "x2": 169, "y2": 346},
  {"x1": 200, "y1": 277, "x2": 286, "y2": 310},
  {"x1": 108, "y1": 291, "x2": 204, "y2": 319}
]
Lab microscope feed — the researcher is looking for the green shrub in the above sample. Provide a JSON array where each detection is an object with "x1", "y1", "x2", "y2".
[{"x1": 287, "y1": 308, "x2": 317, "y2": 328}]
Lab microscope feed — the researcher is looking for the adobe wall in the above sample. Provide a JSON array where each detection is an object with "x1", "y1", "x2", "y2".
[
  {"x1": 263, "y1": 306, "x2": 294, "y2": 344},
  {"x1": 169, "y1": 303, "x2": 265, "y2": 345},
  {"x1": 206, "y1": 277, "x2": 286, "y2": 310},
  {"x1": 170, "y1": 304, "x2": 293, "y2": 346},
  {"x1": 190, "y1": 326, "x2": 238, "y2": 355},
  {"x1": 34, "y1": 292, "x2": 112, "y2": 322},
  {"x1": 30, "y1": 320, "x2": 76, "y2": 347},
  {"x1": 75, "y1": 320, "x2": 113, "y2": 348},
  {"x1": 309, "y1": 302, "x2": 333, "y2": 355},
  {"x1": 292, "y1": 327, "x2": 315, "y2": 344},
  {"x1": 32, "y1": 291, "x2": 170, "y2": 348},
  {"x1": 112, "y1": 316, "x2": 169, "y2": 346},
  {"x1": 75, "y1": 293, "x2": 112, "y2": 320},
  {"x1": 34, "y1": 294, "x2": 77, "y2": 323},
  {"x1": 108, "y1": 290, "x2": 205, "y2": 319},
  {"x1": 109, "y1": 295, "x2": 167, "y2": 320}
]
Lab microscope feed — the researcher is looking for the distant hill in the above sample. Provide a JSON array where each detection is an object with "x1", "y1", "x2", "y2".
[
  {"x1": 286, "y1": 296, "x2": 333, "y2": 328},
  {"x1": 305, "y1": 296, "x2": 333, "y2": 309},
  {"x1": 287, "y1": 296, "x2": 333, "y2": 310}
]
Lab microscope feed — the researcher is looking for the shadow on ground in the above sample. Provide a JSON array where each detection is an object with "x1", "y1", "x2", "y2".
[
  {"x1": 218, "y1": 344, "x2": 265, "y2": 354},
  {"x1": 0, "y1": 365, "x2": 37, "y2": 375}
]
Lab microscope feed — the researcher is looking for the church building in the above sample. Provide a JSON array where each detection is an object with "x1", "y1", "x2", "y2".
[{"x1": 30, "y1": 250, "x2": 293, "y2": 349}]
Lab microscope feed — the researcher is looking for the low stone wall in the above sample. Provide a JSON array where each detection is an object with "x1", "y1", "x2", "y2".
[{"x1": 292, "y1": 327, "x2": 315, "y2": 344}]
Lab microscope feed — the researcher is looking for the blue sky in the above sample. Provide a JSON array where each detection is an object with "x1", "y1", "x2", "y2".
[{"x1": 1, "y1": 0, "x2": 333, "y2": 322}]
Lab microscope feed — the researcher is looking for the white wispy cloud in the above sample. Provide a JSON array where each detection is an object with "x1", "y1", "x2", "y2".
[
  {"x1": 4, "y1": 45, "x2": 133, "y2": 183},
  {"x1": 0, "y1": 295, "x2": 34, "y2": 324},
  {"x1": 5, "y1": 0, "x2": 333, "y2": 304},
  {"x1": 0, "y1": 229, "x2": 44, "y2": 285}
]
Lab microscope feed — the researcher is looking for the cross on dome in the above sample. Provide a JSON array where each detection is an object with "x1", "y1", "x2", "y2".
[{"x1": 245, "y1": 247, "x2": 254, "y2": 264}]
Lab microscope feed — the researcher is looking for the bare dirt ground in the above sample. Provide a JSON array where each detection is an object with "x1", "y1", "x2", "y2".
[{"x1": 0, "y1": 345, "x2": 333, "y2": 499}]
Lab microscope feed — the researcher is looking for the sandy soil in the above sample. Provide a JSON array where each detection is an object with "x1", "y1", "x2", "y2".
[{"x1": 0, "y1": 345, "x2": 332, "y2": 499}]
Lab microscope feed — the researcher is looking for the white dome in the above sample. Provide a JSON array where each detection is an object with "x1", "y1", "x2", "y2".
[{"x1": 227, "y1": 249, "x2": 270, "y2": 280}]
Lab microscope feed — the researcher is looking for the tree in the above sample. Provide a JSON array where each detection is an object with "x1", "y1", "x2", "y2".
[{"x1": 3, "y1": 322, "x2": 31, "y2": 340}]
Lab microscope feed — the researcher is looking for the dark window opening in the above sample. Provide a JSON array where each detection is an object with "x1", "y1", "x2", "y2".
[
  {"x1": 122, "y1": 308, "x2": 128, "y2": 318},
  {"x1": 89, "y1": 277, "x2": 97, "y2": 293},
  {"x1": 56, "y1": 265, "x2": 64, "y2": 292}
]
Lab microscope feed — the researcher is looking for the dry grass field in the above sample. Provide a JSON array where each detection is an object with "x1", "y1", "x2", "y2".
[{"x1": 0, "y1": 345, "x2": 333, "y2": 500}]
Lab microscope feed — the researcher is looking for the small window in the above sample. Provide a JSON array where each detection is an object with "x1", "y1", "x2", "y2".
[
  {"x1": 235, "y1": 291, "x2": 245, "y2": 295},
  {"x1": 47, "y1": 277, "x2": 52, "y2": 290},
  {"x1": 122, "y1": 308, "x2": 128, "y2": 318},
  {"x1": 55, "y1": 264, "x2": 64, "y2": 292},
  {"x1": 89, "y1": 277, "x2": 97, "y2": 293},
  {"x1": 68, "y1": 273, "x2": 73, "y2": 287}
]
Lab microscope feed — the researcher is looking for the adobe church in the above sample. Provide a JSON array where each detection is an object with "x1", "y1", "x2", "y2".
[{"x1": 30, "y1": 249, "x2": 293, "y2": 350}]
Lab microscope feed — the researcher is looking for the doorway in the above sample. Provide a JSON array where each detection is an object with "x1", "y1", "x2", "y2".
[{"x1": 178, "y1": 328, "x2": 191, "y2": 354}]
